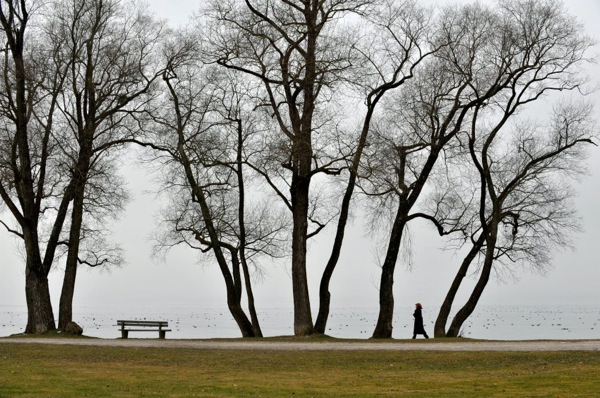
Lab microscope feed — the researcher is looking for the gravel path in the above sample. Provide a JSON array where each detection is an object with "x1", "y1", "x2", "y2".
[{"x1": 1, "y1": 338, "x2": 600, "y2": 351}]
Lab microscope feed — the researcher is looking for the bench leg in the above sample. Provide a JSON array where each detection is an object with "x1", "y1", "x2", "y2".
[
  {"x1": 121, "y1": 330, "x2": 129, "y2": 339},
  {"x1": 159, "y1": 330, "x2": 166, "y2": 339}
]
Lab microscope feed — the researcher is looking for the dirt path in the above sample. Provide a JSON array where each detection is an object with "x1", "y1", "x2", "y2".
[{"x1": 1, "y1": 338, "x2": 599, "y2": 351}]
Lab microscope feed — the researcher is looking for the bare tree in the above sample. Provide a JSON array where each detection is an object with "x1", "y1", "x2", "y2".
[
  {"x1": 0, "y1": 0, "x2": 73, "y2": 333},
  {"x1": 47, "y1": 0, "x2": 164, "y2": 330},
  {"x1": 206, "y1": 0, "x2": 377, "y2": 335},
  {"x1": 435, "y1": 103, "x2": 596, "y2": 337},
  {"x1": 314, "y1": 0, "x2": 437, "y2": 334},
  {"x1": 358, "y1": 2, "x2": 509, "y2": 338},
  {"x1": 142, "y1": 33, "x2": 290, "y2": 337},
  {"x1": 432, "y1": 0, "x2": 596, "y2": 338},
  {"x1": 0, "y1": 0, "x2": 164, "y2": 333},
  {"x1": 358, "y1": 0, "x2": 594, "y2": 338}
]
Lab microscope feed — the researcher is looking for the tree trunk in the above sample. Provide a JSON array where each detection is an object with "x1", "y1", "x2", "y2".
[
  {"x1": 24, "y1": 256, "x2": 55, "y2": 334},
  {"x1": 58, "y1": 190, "x2": 85, "y2": 330},
  {"x1": 219, "y1": 285, "x2": 253, "y2": 337},
  {"x1": 226, "y1": 252, "x2": 255, "y2": 337},
  {"x1": 188, "y1": 172, "x2": 254, "y2": 337},
  {"x1": 445, "y1": 234, "x2": 496, "y2": 337},
  {"x1": 372, "y1": 206, "x2": 406, "y2": 338},
  {"x1": 314, "y1": 187, "x2": 350, "y2": 334},
  {"x1": 219, "y1": 250, "x2": 254, "y2": 337},
  {"x1": 227, "y1": 300, "x2": 255, "y2": 337},
  {"x1": 290, "y1": 172, "x2": 314, "y2": 336},
  {"x1": 315, "y1": 121, "x2": 369, "y2": 334},
  {"x1": 191, "y1": 180, "x2": 255, "y2": 337},
  {"x1": 234, "y1": 119, "x2": 262, "y2": 338},
  {"x1": 288, "y1": 4, "x2": 320, "y2": 337},
  {"x1": 434, "y1": 235, "x2": 485, "y2": 337},
  {"x1": 240, "y1": 253, "x2": 263, "y2": 337}
]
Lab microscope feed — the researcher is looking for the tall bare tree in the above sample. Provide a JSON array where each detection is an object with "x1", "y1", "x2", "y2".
[
  {"x1": 314, "y1": 0, "x2": 436, "y2": 334},
  {"x1": 435, "y1": 102, "x2": 595, "y2": 337},
  {"x1": 358, "y1": 0, "x2": 595, "y2": 338},
  {"x1": 207, "y1": 0, "x2": 376, "y2": 335},
  {"x1": 0, "y1": 0, "x2": 73, "y2": 333},
  {"x1": 0, "y1": 0, "x2": 164, "y2": 333},
  {"x1": 432, "y1": 0, "x2": 596, "y2": 338},
  {"x1": 142, "y1": 33, "x2": 289, "y2": 337},
  {"x1": 360, "y1": 3, "x2": 505, "y2": 338},
  {"x1": 48, "y1": 0, "x2": 164, "y2": 330}
]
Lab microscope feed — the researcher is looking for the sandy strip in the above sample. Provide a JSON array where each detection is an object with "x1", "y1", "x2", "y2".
[{"x1": 1, "y1": 338, "x2": 599, "y2": 351}]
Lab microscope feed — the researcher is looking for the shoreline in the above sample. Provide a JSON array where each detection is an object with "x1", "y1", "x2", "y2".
[{"x1": 2, "y1": 336, "x2": 600, "y2": 351}]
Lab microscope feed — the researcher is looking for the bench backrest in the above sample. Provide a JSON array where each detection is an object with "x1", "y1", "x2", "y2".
[{"x1": 117, "y1": 320, "x2": 168, "y2": 327}]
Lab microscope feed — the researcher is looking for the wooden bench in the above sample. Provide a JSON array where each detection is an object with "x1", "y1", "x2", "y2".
[{"x1": 117, "y1": 320, "x2": 171, "y2": 339}]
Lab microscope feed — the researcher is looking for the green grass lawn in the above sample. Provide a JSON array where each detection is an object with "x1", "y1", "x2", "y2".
[{"x1": 1, "y1": 340, "x2": 599, "y2": 397}]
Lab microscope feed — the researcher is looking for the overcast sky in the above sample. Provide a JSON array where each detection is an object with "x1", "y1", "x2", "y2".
[{"x1": 1, "y1": 0, "x2": 599, "y2": 328}]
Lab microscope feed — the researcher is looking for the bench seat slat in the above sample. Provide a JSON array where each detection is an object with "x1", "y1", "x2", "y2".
[{"x1": 119, "y1": 324, "x2": 168, "y2": 328}]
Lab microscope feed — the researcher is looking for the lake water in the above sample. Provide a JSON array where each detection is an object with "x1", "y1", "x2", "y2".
[{"x1": 1, "y1": 304, "x2": 598, "y2": 340}]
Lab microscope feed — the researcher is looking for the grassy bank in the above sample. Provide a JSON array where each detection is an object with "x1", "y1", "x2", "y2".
[{"x1": 1, "y1": 340, "x2": 599, "y2": 397}]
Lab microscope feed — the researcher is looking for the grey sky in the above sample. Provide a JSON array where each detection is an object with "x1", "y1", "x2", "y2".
[{"x1": 1, "y1": 0, "x2": 599, "y2": 328}]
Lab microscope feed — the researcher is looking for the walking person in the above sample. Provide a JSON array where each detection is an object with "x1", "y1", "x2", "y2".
[{"x1": 412, "y1": 302, "x2": 429, "y2": 339}]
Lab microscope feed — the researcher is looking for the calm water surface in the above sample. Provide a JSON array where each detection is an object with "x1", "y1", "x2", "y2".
[{"x1": 1, "y1": 304, "x2": 598, "y2": 340}]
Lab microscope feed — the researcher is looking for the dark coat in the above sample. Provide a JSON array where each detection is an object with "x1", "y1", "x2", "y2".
[{"x1": 413, "y1": 308, "x2": 426, "y2": 335}]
